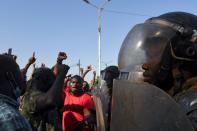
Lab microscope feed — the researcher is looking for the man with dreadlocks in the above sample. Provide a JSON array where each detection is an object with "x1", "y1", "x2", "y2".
[
  {"x1": 20, "y1": 62, "x2": 70, "y2": 131},
  {"x1": 0, "y1": 54, "x2": 32, "y2": 131}
]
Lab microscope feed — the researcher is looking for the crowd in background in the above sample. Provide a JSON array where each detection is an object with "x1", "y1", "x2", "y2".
[{"x1": 0, "y1": 50, "x2": 118, "y2": 131}]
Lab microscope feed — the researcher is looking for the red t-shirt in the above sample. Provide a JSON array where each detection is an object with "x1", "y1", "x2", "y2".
[{"x1": 62, "y1": 87, "x2": 95, "y2": 131}]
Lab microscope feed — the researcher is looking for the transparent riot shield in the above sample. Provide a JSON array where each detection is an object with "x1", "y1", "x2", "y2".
[{"x1": 110, "y1": 80, "x2": 194, "y2": 131}]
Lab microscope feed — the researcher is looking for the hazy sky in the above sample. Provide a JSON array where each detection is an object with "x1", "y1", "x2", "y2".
[{"x1": 0, "y1": 0, "x2": 196, "y2": 81}]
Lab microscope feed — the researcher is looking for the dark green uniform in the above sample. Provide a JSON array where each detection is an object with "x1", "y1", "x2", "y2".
[{"x1": 20, "y1": 89, "x2": 60, "y2": 131}]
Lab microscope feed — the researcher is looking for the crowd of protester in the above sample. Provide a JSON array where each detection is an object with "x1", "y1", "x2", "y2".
[{"x1": 0, "y1": 49, "x2": 116, "y2": 131}]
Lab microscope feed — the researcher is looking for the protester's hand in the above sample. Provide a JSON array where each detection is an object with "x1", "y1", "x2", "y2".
[
  {"x1": 58, "y1": 64, "x2": 70, "y2": 75},
  {"x1": 86, "y1": 65, "x2": 92, "y2": 71},
  {"x1": 28, "y1": 52, "x2": 36, "y2": 65},
  {"x1": 13, "y1": 55, "x2": 17, "y2": 61},
  {"x1": 58, "y1": 52, "x2": 67, "y2": 61},
  {"x1": 2, "y1": 52, "x2": 17, "y2": 61},
  {"x1": 41, "y1": 63, "x2": 45, "y2": 67},
  {"x1": 183, "y1": 76, "x2": 197, "y2": 90}
]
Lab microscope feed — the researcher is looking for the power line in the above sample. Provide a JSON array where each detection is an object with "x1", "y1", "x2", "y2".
[{"x1": 103, "y1": 9, "x2": 153, "y2": 17}]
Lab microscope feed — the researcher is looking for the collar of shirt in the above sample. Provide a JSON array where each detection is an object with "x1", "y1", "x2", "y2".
[{"x1": 0, "y1": 94, "x2": 19, "y2": 108}]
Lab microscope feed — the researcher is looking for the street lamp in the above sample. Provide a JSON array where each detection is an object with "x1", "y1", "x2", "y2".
[{"x1": 83, "y1": 0, "x2": 111, "y2": 78}]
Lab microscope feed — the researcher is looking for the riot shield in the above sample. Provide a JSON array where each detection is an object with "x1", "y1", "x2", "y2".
[
  {"x1": 93, "y1": 94, "x2": 106, "y2": 131},
  {"x1": 93, "y1": 81, "x2": 111, "y2": 131},
  {"x1": 110, "y1": 79, "x2": 194, "y2": 131}
]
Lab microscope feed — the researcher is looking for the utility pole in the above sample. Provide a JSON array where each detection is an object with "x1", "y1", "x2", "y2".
[
  {"x1": 82, "y1": 0, "x2": 111, "y2": 78},
  {"x1": 77, "y1": 59, "x2": 81, "y2": 76}
]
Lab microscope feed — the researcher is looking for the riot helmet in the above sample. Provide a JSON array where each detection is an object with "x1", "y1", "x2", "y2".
[
  {"x1": 101, "y1": 66, "x2": 120, "y2": 88},
  {"x1": 118, "y1": 12, "x2": 197, "y2": 91}
]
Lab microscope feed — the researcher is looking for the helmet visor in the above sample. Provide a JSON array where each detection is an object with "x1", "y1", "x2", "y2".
[{"x1": 118, "y1": 22, "x2": 176, "y2": 72}]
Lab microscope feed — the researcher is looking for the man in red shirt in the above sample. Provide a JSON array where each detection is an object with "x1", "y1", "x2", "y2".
[{"x1": 62, "y1": 75, "x2": 95, "y2": 131}]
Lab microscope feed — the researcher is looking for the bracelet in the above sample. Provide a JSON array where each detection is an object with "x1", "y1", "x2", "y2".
[{"x1": 57, "y1": 59, "x2": 62, "y2": 64}]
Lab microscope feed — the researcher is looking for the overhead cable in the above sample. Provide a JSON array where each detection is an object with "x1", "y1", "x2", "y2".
[{"x1": 103, "y1": 9, "x2": 153, "y2": 17}]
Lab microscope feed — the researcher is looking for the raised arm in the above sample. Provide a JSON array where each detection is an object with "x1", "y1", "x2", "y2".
[
  {"x1": 21, "y1": 52, "x2": 36, "y2": 76},
  {"x1": 29, "y1": 63, "x2": 36, "y2": 80},
  {"x1": 53, "y1": 52, "x2": 67, "y2": 76},
  {"x1": 36, "y1": 64, "x2": 70, "y2": 111},
  {"x1": 90, "y1": 71, "x2": 96, "y2": 88},
  {"x1": 81, "y1": 65, "x2": 92, "y2": 79}
]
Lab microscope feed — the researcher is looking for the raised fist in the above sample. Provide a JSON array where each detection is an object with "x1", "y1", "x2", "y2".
[
  {"x1": 28, "y1": 52, "x2": 36, "y2": 65},
  {"x1": 58, "y1": 52, "x2": 67, "y2": 61},
  {"x1": 86, "y1": 65, "x2": 92, "y2": 71}
]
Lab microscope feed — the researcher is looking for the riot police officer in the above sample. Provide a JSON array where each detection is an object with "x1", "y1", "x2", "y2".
[{"x1": 117, "y1": 12, "x2": 197, "y2": 130}]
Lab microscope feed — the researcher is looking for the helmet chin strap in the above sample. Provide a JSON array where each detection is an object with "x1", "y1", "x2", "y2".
[
  {"x1": 154, "y1": 42, "x2": 174, "y2": 91},
  {"x1": 171, "y1": 62, "x2": 196, "y2": 96},
  {"x1": 171, "y1": 65, "x2": 184, "y2": 95}
]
